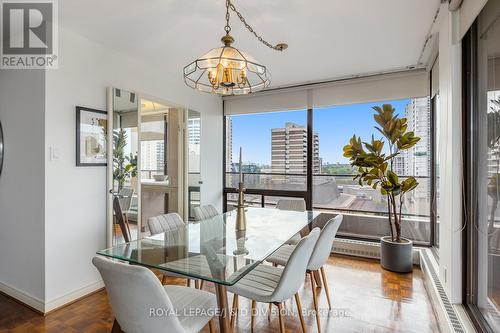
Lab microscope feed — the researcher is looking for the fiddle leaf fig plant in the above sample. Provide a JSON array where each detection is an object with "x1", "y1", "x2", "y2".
[{"x1": 343, "y1": 104, "x2": 421, "y2": 242}]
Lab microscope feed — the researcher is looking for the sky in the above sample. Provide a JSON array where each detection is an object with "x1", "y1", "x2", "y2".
[{"x1": 230, "y1": 99, "x2": 411, "y2": 165}]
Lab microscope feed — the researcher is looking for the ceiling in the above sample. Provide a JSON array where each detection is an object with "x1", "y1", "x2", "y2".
[{"x1": 61, "y1": 0, "x2": 440, "y2": 89}]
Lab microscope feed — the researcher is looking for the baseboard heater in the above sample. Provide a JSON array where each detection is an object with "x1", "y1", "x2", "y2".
[{"x1": 331, "y1": 237, "x2": 420, "y2": 265}]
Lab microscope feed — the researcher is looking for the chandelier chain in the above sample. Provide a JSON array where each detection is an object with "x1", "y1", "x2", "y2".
[{"x1": 225, "y1": 0, "x2": 283, "y2": 51}]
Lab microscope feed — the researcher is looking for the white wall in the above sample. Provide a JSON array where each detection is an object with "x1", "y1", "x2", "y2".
[
  {"x1": 0, "y1": 70, "x2": 46, "y2": 305},
  {"x1": 44, "y1": 26, "x2": 222, "y2": 307}
]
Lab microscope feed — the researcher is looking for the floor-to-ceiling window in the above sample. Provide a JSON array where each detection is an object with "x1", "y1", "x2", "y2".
[
  {"x1": 223, "y1": 96, "x2": 432, "y2": 245},
  {"x1": 312, "y1": 99, "x2": 431, "y2": 244},
  {"x1": 224, "y1": 110, "x2": 308, "y2": 210},
  {"x1": 464, "y1": 1, "x2": 500, "y2": 330}
]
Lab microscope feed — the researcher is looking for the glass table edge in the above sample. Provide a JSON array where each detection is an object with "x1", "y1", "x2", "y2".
[
  {"x1": 95, "y1": 251, "x2": 261, "y2": 286},
  {"x1": 96, "y1": 209, "x2": 322, "y2": 286}
]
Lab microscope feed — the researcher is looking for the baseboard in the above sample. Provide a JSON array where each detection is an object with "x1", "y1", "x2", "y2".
[
  {"x1": 419, "y1": 249, "x2": 475, "y2": 333},
  {"x1": 0, "y1": 280, "x2": 45, "y2": 313},
  {"x1": 44, "y1": 280, "x2": 104, "y2": 313},
  {"x1": 0, "y1": 279, "x2": 104, "y2": 314}
]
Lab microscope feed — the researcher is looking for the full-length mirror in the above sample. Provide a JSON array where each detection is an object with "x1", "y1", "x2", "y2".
[
  {"x1": 110, "y1": 88, "x2": 139, "y2": 245},
  {"x1": 140, "y1": 99, "x2": 184, "y2": 234},
  {"x1": 187, "y1": 110, "x2": 201, "y2": 221}
]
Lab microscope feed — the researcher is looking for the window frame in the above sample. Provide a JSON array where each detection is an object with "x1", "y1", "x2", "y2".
[{"x1": 222, "y1": 99, "x2": 434, "y2": 247}]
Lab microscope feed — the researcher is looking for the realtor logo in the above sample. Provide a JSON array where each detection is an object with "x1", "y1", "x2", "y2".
[{"x1": 1, "y1": 0, "x2": 58, "y2": 68}]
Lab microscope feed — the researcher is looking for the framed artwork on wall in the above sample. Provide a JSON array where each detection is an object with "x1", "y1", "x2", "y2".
[{"x1": 76, "y1": 106, "x2": 107, "y2": 166}]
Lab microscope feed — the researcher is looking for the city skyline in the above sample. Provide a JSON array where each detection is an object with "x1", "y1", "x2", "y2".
[{"x1": 229, "y1": 99, "x2": 412, "y2": 166}]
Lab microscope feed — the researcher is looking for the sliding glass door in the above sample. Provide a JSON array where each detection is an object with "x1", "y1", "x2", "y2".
[{"x1": 464, "y1": 1, "x2": 500, "y2": 330}]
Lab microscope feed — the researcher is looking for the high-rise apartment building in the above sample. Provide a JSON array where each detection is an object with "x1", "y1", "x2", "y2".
[
  {"x1": 271, "y1": 122, "x2": 320, "y2": 174},
  {"x1": 393, "y1": 97, "x2": 431, "y2": 199}
]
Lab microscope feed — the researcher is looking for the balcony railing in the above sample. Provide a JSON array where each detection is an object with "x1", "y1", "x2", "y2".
[{"x1": 224, "y1": 171, "x2": 432, "y2": 245}]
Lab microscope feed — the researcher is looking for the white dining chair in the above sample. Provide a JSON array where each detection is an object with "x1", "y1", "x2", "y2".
[
  {"x1": 266, "y1": 214, "x2": 344, "y2": 332},
  {"x1": 275, "y1": 198, "x2": 307, "y2": 245},
  {"x1": 147, "y1": 213, "x2": 201, "y2": 288},
  {"x1": 192, "y1": 204, "x2": 218, "y2": 222},
  {"x1": 92, "y1": 256, "x2": 216, "y2": 333},
  {"x1": 227, "y1": 228, "x2": 321, "y2": 333},
  {"x1": 148, "y1": 212, "x2": 185, "y2": 236}
]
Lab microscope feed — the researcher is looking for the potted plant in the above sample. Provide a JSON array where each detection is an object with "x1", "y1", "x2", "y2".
[
  {"x1": 343, "y1": 104, "x2": 420, "y2": 272},
  {"x1": 113, "y1": 129, "x2": 137, "y2": 192}
]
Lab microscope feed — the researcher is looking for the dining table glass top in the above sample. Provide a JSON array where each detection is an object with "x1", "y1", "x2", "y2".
[{"x1": 97, "y1": 207, "x2": 320, "y2": 286}]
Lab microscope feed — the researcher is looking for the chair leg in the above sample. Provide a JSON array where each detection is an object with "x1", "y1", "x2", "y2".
[
  {"x1": 277, "y1": 303, "x2": 286, "y2": 333},
  {"x1": 267, "y1": 303, "x2": 272, "y2": 321},
  {"x1": 230, "y1": 294, "x2": 238, "y2": 329},
  {"x1": 161, "y1": 275, "x2": 166, "y2": 285},
  {"x1": 320, "y1": 266, "x2": 332, "y2": 310},
  {"x1": 310, "y1": 272, "x2": 321, "y2": 333},
  {"x1": 195, "y1": 280, "x2": 200, "y2": 289},
  {"x1": 294, "y1": 293, "x2": 307, "y2": 333},
  {"x1": 208, "y1": 319, "x2": 215, "y2": 333},
  {"x1": 187, "y1": 279, "x2": 191, "y2": 287},
  {"x1": 251, "y1": 300, "x2": 256, "y2": 330},
  {"x1": 199, "y1": 280, "x2": 204, "y2": 290}
]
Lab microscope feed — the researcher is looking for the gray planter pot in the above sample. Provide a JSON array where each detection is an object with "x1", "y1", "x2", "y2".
[{"x1": 380, "y1": 236, "x2": 413, "y2": 273}]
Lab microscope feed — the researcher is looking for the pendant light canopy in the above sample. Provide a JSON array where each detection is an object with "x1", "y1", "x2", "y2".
[{"x1": 183, "y1": 0, "x2": 287, "y2": 96}]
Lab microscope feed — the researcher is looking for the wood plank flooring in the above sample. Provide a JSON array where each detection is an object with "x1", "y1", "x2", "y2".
[{"x1": 0, "y1": 255, "x2": 439, "y2": 333}]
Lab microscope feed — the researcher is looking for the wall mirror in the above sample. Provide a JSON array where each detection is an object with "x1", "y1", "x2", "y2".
[{"x1": 107, "y1": 87, "x2": 188, "y2": 246}]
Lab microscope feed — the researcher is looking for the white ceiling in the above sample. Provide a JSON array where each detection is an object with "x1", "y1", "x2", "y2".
[{"x1": 61, "y1": 0, "x2": 440, "y2": 88}]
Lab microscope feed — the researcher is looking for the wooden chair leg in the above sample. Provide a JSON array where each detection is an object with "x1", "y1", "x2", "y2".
[
  {"x1": 208, "y1": 319, "x2": 215, "y2": 333},
  {"x1": 310, "y1": 272, "x2": 321, "y2": 333},
  {"x1": 251, "y1": 300, "x2": 257, "y2": 330},
  {"x1": 230, "y1": 294, "x2": 238, "y2": 329},
  {"x1": 186, "y1": 279, "x2": 191, "y2": 287},
  {"x1": 111, "y1": 319, "x2": 123, "y2": 333},
  {"x1": 267, "y1": 303, "x2": 272, "y2": 321},
  {"x1": 199, "y1": 280, "x2": 204, "y2": 290},
  {"x1": 294, "y1": 293, "x2": 307, "y2": 333},
  {"x1": 277, "y1": 303, "x2": 286, "y2": 333},
  {"x1": 320, "y1": 266, "x2": 332, "y2": 310},
  {"x1": 195, "y1": 280, "x2": 200, "y2": 289}
]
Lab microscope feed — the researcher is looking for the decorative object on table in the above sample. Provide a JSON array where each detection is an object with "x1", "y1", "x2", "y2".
[
  {"x1": 113, "y1": 129, "x2": 137, "y2": 192},
  {"x1": 0, "y1": 120, "x2": 3, "y2": 177},
  {"x1": 76, "y1": 106, "x2": 107, "y2": 166},
  {"x1": 183, "y1": 0, "x2": 287, "y2": 96},
  {"x1": 343, "y1": 104, "x2": 421, "y2": 273},
  {"x1": 233, "y1": 229, "x2": 249, "y2": 256},
  {"x1": 235, "y1": 147, "x2": 247, "y2": 231}
]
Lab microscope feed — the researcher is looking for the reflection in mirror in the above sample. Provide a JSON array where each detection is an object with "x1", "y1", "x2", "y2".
[
  {"x1": 188, "y1": 110, "x2": 201, "y2": 221},
  {"x1": 140, "y1": 99, "x2": 171, "y2": 234},
  {"x1": 112, "y1": 88, "x2": 139, "y2": 245}
]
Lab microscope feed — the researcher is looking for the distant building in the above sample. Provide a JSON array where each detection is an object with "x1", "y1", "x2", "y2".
[
  {"x1": 271, "y1": 122, "x2": 320, "y2": 174},
  {"x1": 188, "y1": 117, "x2": 201, "y2": 145},
  {"x1": 399, "y1": 97, "x2": 431, "y2": 199}
]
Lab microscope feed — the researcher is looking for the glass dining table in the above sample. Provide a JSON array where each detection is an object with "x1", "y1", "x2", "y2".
[{"x1": 97, "y1": 207, "x2": 320, "y2": 333}]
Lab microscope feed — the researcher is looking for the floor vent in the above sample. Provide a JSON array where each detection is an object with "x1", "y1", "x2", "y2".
[{"x1": 420, "y1": 250, "x2": 466, "y2": 333}]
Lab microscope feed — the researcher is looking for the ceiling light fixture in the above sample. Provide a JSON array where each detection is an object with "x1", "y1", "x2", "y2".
[{"x1": 183, "y1": 0, "x2": 287, "y2": 96}]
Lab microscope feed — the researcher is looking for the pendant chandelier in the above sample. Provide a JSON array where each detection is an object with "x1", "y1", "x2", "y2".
[{"x1": 183, "y1": 0, "x2": 287, "y2": 96}]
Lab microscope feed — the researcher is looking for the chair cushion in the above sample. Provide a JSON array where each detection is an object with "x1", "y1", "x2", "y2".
[
  {"x1": 164, "y1": 285, "x2": 216, "y2": 333},
  {"x1": 226, "y1": 264, "x2": 284, "y2": 303},
  {"x1": 266, "y1": 244, "x2": 296, "y2": 266}
]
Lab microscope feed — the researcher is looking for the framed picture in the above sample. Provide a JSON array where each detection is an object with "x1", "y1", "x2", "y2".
[{"x1": 76, "y1": 106, "x2": 107, "y2": 166}]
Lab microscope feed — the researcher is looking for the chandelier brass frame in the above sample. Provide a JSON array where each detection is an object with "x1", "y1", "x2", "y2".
[{"x1": 183, "y1": 0, "x2": 287, "y2": 96}]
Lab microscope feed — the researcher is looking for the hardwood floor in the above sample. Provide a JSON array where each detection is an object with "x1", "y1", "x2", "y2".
[{"x1": 0, "y1": 255, "x2": 439, "y2": 333}]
